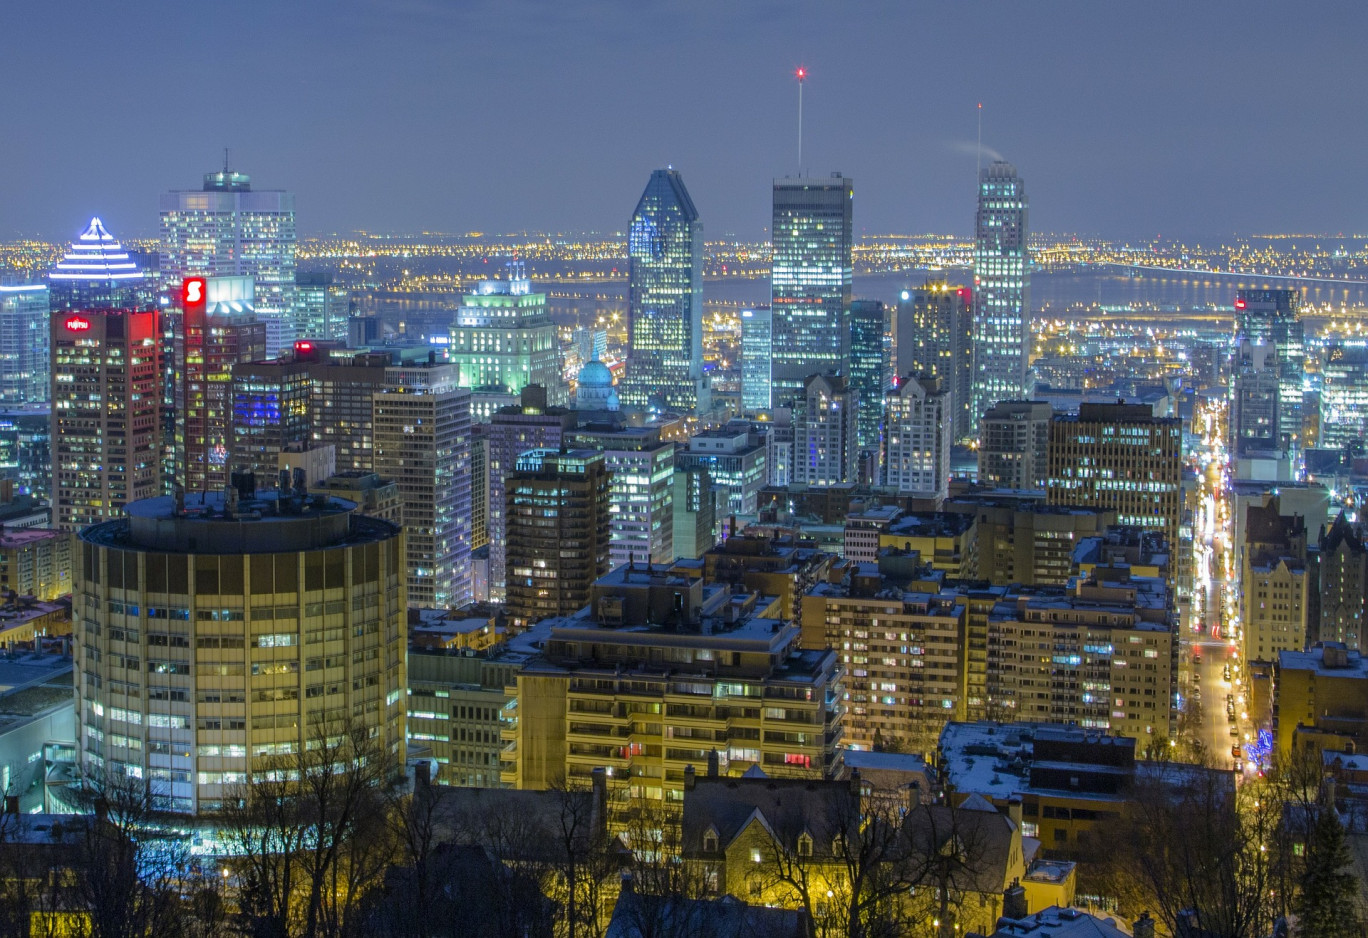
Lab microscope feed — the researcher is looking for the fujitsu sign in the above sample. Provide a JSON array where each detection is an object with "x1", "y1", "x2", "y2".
[{"x1": 64, "y1": 316, "x2": 92, "y2": 332}]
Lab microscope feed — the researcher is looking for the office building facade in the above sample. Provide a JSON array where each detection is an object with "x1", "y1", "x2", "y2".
[
  {"x1": 971, "y1": 162, "x2": 1030, "y2": 420},
  {"x1": 793, "y1": 373, "x2": 859, "y2": 487},
  {"x1": 740, "y1": 307, "x2": 773, "y2": 412},
  {"x1": 1235, "y1": 289, "x2": 1304, "y2": 452},
  {"x1": 978, "y1": 400, "x2": 1052, "y2": 490},
  {"x1": 770, "y1": 175, "x2": 853, "y2": 405},
  {"x1": 160, "y1": 168, "x2": 296, "y2": 355},
  {"x1": 294, "y1": 271, "x2": 349, "y2": 342},
  {"x1": 51, "y1": 309, "x2": 161, "y2": 531},
  {"x1": 0, "y1": 284, "x2": 49, "y2": 405},
  {"x1": 373, "y1": 363, "x2": 472, "y2": 609},
  {"x1": 448, "y1": 274, "x2": 565, "y2": 415},
  {"x1": 848, "y1": 298, "x2": 887, "y2": 454},
  {"x1": 623, "y1": 169, "x2": 708, "y2": 414}
]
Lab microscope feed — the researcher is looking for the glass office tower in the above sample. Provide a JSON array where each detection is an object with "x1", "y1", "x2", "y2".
[
  {"x1": 622, "y1": 168, "x2": 708, "y2": 414},
  {"x1": 740, "y1": 307, "x2": 773, "y2": 412},
  {"x1": 0, "y1": 284, "x2": 49, "y2": 405},
  {"x1": 971, "y1": 161, "x2": 1030, "y2": 423},
  {"x1": 770, "y1": 174, "x2": 853, "y2": 406},
  {"x1": 848, "y1": 298, "x2": 886, "y2": 453},
  {"x1": 1235, "y1": 288, "x2": 1304, "y2": 453}
]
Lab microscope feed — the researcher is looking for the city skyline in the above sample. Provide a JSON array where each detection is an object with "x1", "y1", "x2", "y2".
[{"x1": 3, "y1": 1, "x2": 1366, "y2": 241}]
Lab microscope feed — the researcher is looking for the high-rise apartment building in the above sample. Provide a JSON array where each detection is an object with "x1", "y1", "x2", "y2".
[
  {"x1": 770, "y1": 175, "x2": 853, "y2": 405},
  {"x1": 572, "y1": 424, "x2": 675, "y2": 569},
  {"x1": 971, "y1": 162, "x2": 1030, "y2": 420},
  {"x1": 373, "y1": 362, "x2": 471, "y2": 609},
  {"x1": 48, "y1": 218, "x2": 155, "y2": 314},
  {"x1": 448, "y1": 274, "x2": 565, "y2": 419},
  {"x1": 622, "y1": 169, "x2": 708, "y2": 414},
  {"x1": 1239, "y1": 498, "x2": 1309, "y2": 664},
  {"x1": 883, "y1": 374, "x2": 952, "y2": 500},
  {"x1": 484, "y1": 388, "x2": 577, "y2": 602},
  {"x1": 294, "y1": 271, "x2": 349, "y2": 342},
  {"x1": 740, "y1": 307, "x2": 773, "y2": 412},
  {"x1": 1235, "y1": 289, "x2": 1304, "y2": 452},
  {"x1": 51, "y1": 309, "x2": 161, "y2": 531},
  {"x1": 897, "y1": 281, "x2": 973, "y2": 441},
  {"x1": 229, "y1": 356, "x2": 313, "y2": 479},
  {"x1": 0, "y1": 284, "x2": 49, "y2": 405},
  {"x1": 160, "y1": 167, "x2": 296, "y2": 355},
  {"x1": 1047, "y1": 403, "x2": 1183, "y2": 558},
  {"x1": 677, "y1": 425, "x2": 768, "y2": 516},
  {"x1": 73, "y1": 489, "x2": 406, "y2": 814},
  {"x1": 1316, "y1": 514, "x2": 1368, "y2": 652},
  {"x1": 793, "y1": 373, "x2": 858, "y2": 487},
  {"x1": 978, "y1": 401, "x2": 1052, "y2": 490},
  {"x1": 175, "y1": 276, "x2": 266, "y2": 493},
  {"x1": 504, "y1": 448, "x2": 612, "y2": 630},
  {"x1": 501, "y1": 566, "x2": 844, "y2": 803}
]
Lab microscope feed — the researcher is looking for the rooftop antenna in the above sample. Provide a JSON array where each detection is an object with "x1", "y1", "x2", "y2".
[
  {"x1": 976, "y1": 103, "x2": 983, "y2": 182},
  {"x1": 795, "y1": 66, "x2": 807, "y2": 176},
  {"x1": 223, "y1": 147, "x2": 230, "y2": 175}
]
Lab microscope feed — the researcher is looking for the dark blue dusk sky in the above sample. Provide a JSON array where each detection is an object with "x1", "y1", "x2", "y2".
[{"x1": 2, "y1": 1, "x2": 1363, "y2": 242}]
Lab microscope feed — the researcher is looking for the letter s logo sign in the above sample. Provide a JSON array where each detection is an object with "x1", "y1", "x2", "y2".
[{"x1": 182, "y1": 278, "x2": 206, "y2": 308}]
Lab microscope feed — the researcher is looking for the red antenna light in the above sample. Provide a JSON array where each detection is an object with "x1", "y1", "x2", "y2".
[{"x1": 795, "y1": 67, "x2": 806, "y2": 81}]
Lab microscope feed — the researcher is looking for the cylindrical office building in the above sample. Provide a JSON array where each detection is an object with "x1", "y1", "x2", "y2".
[{"x1": 74, "y1": 488, "x2": 406, "y2": 814}]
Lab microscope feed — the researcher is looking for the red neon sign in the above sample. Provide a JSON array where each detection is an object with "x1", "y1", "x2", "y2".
[
  {"x1": 1234, "y1": 298, "x2": 1247, "y2": 310},
  {"x1": 64, "y1": 316, "x2": 92, "y2": 332},
  {"x1": 294, "y1": 340, "x2": 314, "y2": 352},
  {"x1": 181, "y1": 277, "x2": 207, "y2": 309}
]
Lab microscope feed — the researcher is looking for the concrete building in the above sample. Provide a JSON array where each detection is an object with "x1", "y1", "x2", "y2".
[
  {"x1": 948, "y1": 501, "x2": 1117, "y2": 587},
  {"x1": 406, "y1": 647, "x2": 522, "y2": 788},
  {"x1": 1275, "y1": 642, "x2": 1368, "y2": 755},
  {"x1": 484, "y1": 389, "x2": 578, "y2": 602},
  {"x1": 677, "y1": 425, "x2": 767, "y2": 517},
  {"x1": 801, "y1": 557, "x2": 966, "y2": 751},
  {"x1": 373, "y1": 362, "x2": 471, "y2": 609},
  {"x1": 449, "y1": 274, "x2": 565, "y2": 418},
  {"x1": 1318, "y1": 513, "x2": 1368, "y2": 651},
  {"x1": 50, "y1": 308, "x2": 161, "y2": 532},
  {"x1": 978, "y1": 401, "x2": 1051, "y2": 491},
  {"x1": 700, "y1": 531, "x2": 837, "y2": 624},
  {"x1": 1230, "y1": 341, "x2": 1282, "y2": 458},
  {"x1": 320, "y1": 470, "x2": 402, "y2": 524},
  {"x1": 1240, "y1": 497, "x2": 1310, "y2": 665},
  {"x1": 1047, "y1": 403, "x2": 1183, "y2": 564},
  {"x1": 73, "y1": 489, "x2": 406, "y2": 814},
  {"x1": 793, "y1": 373, "x2": 859, "y2": 487},
  {"x1": 0, "y1": 527, "x2": 71, "y2": 601},
  {"x1": 499, "y1": 565, "x2": 845, "y2": 809},
  {"x1": 505, "y1": 449, "x2": 612, "y2": 631},
  {"x1": 572, "y1": 423, "x2": 675, "y2": 570},
  {"x1": 673, "y1": 464, "x2": 716, "y2": 560},
  {"x1": 986, "y1": 566, "x2": 1177, "y2": 740},
  {"x1": 882, "y1": 374, "x2": 952, "y2": 500}
]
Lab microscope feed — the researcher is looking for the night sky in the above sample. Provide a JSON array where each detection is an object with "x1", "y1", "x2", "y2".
[{"x1": 2, "y1": 0, "x2": 1363, "y2": 242}]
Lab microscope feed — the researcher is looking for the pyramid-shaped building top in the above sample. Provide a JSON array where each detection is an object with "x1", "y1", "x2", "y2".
[{"x1": 50, "y1": 218, "x2": 145, "y2": 283}]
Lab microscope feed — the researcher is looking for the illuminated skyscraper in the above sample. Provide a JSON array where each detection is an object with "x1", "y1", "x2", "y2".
[
  {"x1": 0, "y1": 283, "x2": 49, "y2": 405},
  {"x1": 622, "y1": 169, "x2": 708, "y2": 414},
  {"x1": 793, "y1": 373, "x2": 858, "y2": 486},
  {"x1": 1320, "y1": 343, "x2": 1368, "y2": 450},
  {"x1": 848, "y1": 298, "x2": 887, "y2": 453},
  {"x1": 50, "y1": 309, "x2": 161, "y2": 531},
  {"x1": 160, "y1": 167, "x2": 297, "y2": 355},
  {"x1": 882, "y1": 374, "x2": 952, "y2": 499},
  {"x1": 740, "y1": 307, "x2": 773, "y2": 412},
  {"x1": 294, "y1": 271, "x2": 349, "y2": 342},
  {"x1": 1235, "y1": 289, "x2": 1304, "y2": 452},
  {"x1": 898, "y1": 281, "x2": 974, "y2": 441},
  {"x1": 373, "y1": 362, "x2": 472, "y2": 608},
  {"x1": 175, "y1": 276, "x2": 266, "y2": 493},
  {"x1": 448, "y1": 272, "x2": 565, "y2": 420},
  {"x1": 770, "y1": 175, "x2": 853, "y2": 405},
  {"x1": 971, "y1": 161, "x2": 1030, "y2": 421},
  {"x1": 48, "y1": 217, "x2": 155, "y2": 313}
]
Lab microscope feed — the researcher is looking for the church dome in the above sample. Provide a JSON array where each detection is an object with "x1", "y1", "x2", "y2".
[{"x1": 577, "y1": 359, "x2": 613, "y2": 388}]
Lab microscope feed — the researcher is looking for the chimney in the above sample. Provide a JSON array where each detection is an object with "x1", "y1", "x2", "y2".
[
  {"x1": 1132, "y1": 912, "x2": 1155, "y2": 938},
  {"x1": 414, "y1": 760, "x2": 431, "y2": 790},
  {"x1": 1002, "y1": 881, "x2": 1027, "y2": 920},
  {"x1": 707, "y1": 749, "x2": 719, "y2": 778},
  {"x1": 3, "y1": 794, "x2": 18, "y2": 815},
  {"x1": 684, "y1": 764, "x2": 696, "y2": 790},
  {"x1": 591, "y1": 766, "x2": 608, "y2": 831},
  {"x1": 1006, "y1": 797, "x2": 1023, "y2": 829},
  {"x1": 849, "y1": 768, "x2": 862, "y2": 796}
]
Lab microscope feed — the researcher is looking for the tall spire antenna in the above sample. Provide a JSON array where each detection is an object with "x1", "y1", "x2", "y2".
[
  {"x1": 223, "y1": 147, "x2": 230, "y2": 174},
  {"x1": 976, "y1": 103, "x2": 983, "y2": 182},
  {"x1": 795, "y1": 66, "x2": 807, "y2": 176}
]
